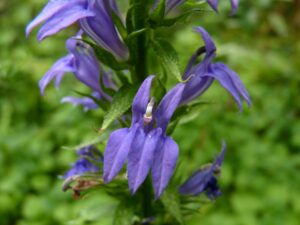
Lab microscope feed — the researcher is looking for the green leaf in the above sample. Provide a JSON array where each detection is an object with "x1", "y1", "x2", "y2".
[
  {"x1": 159, "y1": 13, "x2": 189, "y2": 27},
  {"x1": 161, "y1": 190, "x2": 184, "y2": 224},
  {"x1": 113, "y1": 198, "x2": 137, "y2": 225},
  {"x1": 61, "y1": 131, "x2": 110, "y2": 151},
  {"x1": 125, "y1": 28, "x2": 148, "y2": 43},
  {"x1": 101, "y1": 84, "x2": 138, "y2": 129},
  {"x1": 111, "y1": 11, "x2": 127, "y2": 40},
  {"x1": 149, "y1": 0, "x2": 166, "y2": 21},
  {"x1": 152, "y1": 39, "x2": 182, "y2": 81},
  {"x1": 126, "y1": 5, "x2": 135, "y2": 34},
  {"x1": 151, "y1": 77, "x2": 166, "y2": 103}
]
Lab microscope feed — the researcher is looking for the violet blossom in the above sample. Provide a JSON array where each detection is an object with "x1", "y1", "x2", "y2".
[
  {"x1": 179, "y1": 142, "x2": 226, "y2": 199},
  {"x1": 26, "y1": 0, "x2": 128, "y2": 61},
  {"x1": 64, "y1": 145, "x2": 103, "y2": 179},
  {"x1": 180, "y1": 27, "x2": 251, "y2": 111},
  {"x1": 39, "y1": 34, "x2": 113, "y2": 109},
  {"x1": 104, "y1": 76, "x2": 185, "y2": 198}
]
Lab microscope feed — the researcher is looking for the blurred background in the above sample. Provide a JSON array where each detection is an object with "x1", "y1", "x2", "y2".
[{"x1": 0, "y1": 0, "x2": 299, "y2": 224}]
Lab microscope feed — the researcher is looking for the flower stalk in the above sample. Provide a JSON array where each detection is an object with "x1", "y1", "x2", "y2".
[
  {"x1": 26, "y1": 0, "x2": 250, "y2": 223},
  {"x1": 128, "y1": 0, "x2": 151, "y2": 82}
]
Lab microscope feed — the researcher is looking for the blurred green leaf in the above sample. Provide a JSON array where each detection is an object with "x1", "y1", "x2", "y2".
[
  {"x1": 161, "y1": 190, "x2": 184, "y2": 224},
  {"x1": 113, "y1": 198, "x2": 137, "y2": 225}
]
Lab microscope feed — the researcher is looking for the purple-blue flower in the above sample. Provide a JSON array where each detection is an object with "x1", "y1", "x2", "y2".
[
  {"x1": 39, "y1": 34, "x2": 114, "y2": 109},
  {"x1": 179, "y1": 142, "x2": 226, "y2": 199},
  {"x1": 180, "y1": 27, "x2": 251, "y2": 111},
  {"x1": 26, "y1": 0, "x2": 128, "y2": 61},
  {"x1": 64, "y1": 145, "x2": 103, "y2": 179},
  {"x1": 207, "y1": 0, "x2": 239, "y2": 15},
  {"x1": 103, "y1": 76, "x2": 185, "y2": 198}
]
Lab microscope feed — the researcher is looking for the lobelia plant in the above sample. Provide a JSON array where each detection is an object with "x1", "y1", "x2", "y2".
[{"x1": 27, "y1": 0, "x2": 250, "y2": 224}]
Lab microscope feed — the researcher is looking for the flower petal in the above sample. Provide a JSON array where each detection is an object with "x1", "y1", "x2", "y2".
[
  {"x1": 66, "y1": 38, "x2": 113, "y2": 101},
  {"x1": 205, "y1": 176, "x2": 222, "y2": 199},
  {"x1": 127, "y1": 128, "x2": 162, "y2": 194},
  {"x1": 37, "y1": 4, "x2": 94, "y2": 41},
  {"x1": 79, "y1": 0, "x2": 128, "y2": 61},
  {"x1": 103, "y1": 125, "x2": 138, "y2": 183},
  {"x1": 26, "y1": 0, "x2": 82, "y2": 36},
  {"x1": 131, "y1": 76, "x2": 155, "y2": 125},
  {"x1": 179, "y1": 142, "x2": 226, "y2": 196},
  {"x1": 207, "y1": 0, "x2": 220, "y2": 12},
  {"x1": 166, "y1": 0, "x2": 185, "y2": 13},
  {"x1": 182, "y1": 47, "x2": 206, "y2": 79},
  {"x1": 179, "y1": 165, "x2": 214, "y2": 196},
  {"x1": 77, "y1": 145, "x2": 103, "y2": 162},
  {"x1": 66, "y1": 39, "x2": 100, "y2": 91},
  {"x1": 207, "y1": 63, "x2": 251, "y2": 110},
  {"x1": 194, "y1": 27, "x2": 216, "y2": 61},
  {"x1": 207, "y1": 0, "x2": 239, "y2": 15},
  {"x1": 152, "y1": 136, "x2": 179, "y2": 199},
  {"x1": 180, "y1": 76, "x2": 214, "y2": 105},
  {"x1": 180, "y1": 27, "x2": 217, "y2": 104},
  {"x1": 64, "y1": 158, "x2": 100, "y2": 178},
  {"x1": 156, "y1": 83, "x2": 185, "y2": 132},
  {"x1": 230, "y1": 0, "x2": 239, "y2": 15},
  {"x1": 61, "y1": 95, "x2": 99, "y2": 111},
  {"x1": 38, "y1": 54, "x2": 74, "y2": 95}
]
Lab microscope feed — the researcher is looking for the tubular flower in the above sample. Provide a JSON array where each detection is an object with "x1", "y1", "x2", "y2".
[
  {"x1": 179, "y1": 142, "x2": 226, "y2": 199},
  {"x1": 64, "y1": 145, "x2": 103, "y2": 179},
  {"x1": 104, "y1": 76, "x2": 185, "y2": 198},
  {"x1": 39, "y1": 34, "x2": 114, "y2": 109},
  {"x1": 180, "y1": 27, "x2": 251, "y2": 111},
  {"x1": 207, "y1": 0, "x2": 239, "y2": 15},
  {"x1": 26, "y1": 0, "x2": 128, "y2": 61}
]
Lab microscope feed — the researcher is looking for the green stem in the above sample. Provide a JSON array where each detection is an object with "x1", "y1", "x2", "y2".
[
  {"x1": 141, "y1": 176, "x2": 153, "y2": 219},
  {"x1": 130, "y1": 1, "x2": 150, "y2": 82}
]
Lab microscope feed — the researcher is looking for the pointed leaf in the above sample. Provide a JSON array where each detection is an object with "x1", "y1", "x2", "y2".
[
  {"x1": 152, "y1": 39, "x2": 182, "y2": 81},
  {"x1": 102, "y1": 84, "x2": 139, "y2": 130},
  {"x1": 149, "y1": 0, "x2": 166, "y2": 21},
  {"x1": 161, "y1": 190, "x2": 184, "y2": 224},
  {"x1": 125, "y1": 5, "x2": 134, "y2": 34},
  {"x1": 113, "y1": 198, "x2": 137, "y2": 225},
  {"x1": 111, "y1": 10, "x2": 127, "y2": 40}
]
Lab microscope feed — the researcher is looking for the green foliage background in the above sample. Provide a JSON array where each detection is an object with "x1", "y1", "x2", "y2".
[{"x1": 0, "y1": 0, "x2": 299, "y2": 224}]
